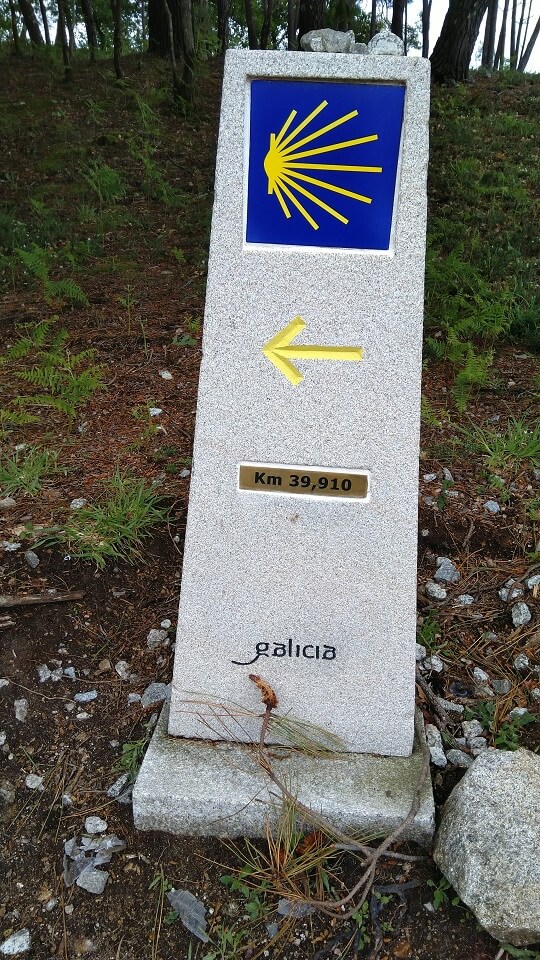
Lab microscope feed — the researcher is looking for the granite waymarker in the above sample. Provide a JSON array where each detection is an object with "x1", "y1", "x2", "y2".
[{"x1": 134, "y1": 48, "x2": 433, "y2": 838}]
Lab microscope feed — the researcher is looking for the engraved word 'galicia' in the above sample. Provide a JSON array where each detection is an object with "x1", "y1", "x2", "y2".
[{"x1": 232, "y1": 638, "x2": 337, "y2": 666}]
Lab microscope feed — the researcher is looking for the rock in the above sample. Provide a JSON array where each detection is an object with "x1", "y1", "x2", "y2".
[
  {"x1": 425, "y1": 723, "x2": 447, "y2": 767},
  {"x1": 127, "y1": 693, "x2": 141, "y2": 705},
  {"x1": 513, "y1": 653, "x2": 529, "y2": 672},
  {"x1": 24, "y1": 549, "x2": 39, "y2": 568},
  {"x1": 456, "y1": 594, "x2": 474, "y2": 605},
  {"x1": 74, "y1": 690, "x2": 97, "y2": 703},
  {"x1": 433, "y1": 749, "x2": 540, "y2": 945},
  {"x1": 64, "y1": 666, "x2": 76, "y2": 681},
  {"x1": 149, "y1": 407, "x2": 162, "y2": 417},
  {"x1": 76, "y1": 711, "x2": 90, "y2": 720},
  {"x1": 484, "y1": 500, "x2": 500, "y2": 514},
  {"x1": 525, "y1": 574, "x2": 540, "y2": 590},
  {"x1": 425, "y1": 581, "x2": 447, "y2": 600},
  {"x1": 69, "y1": 498, "x2": 87, "y2": 510},
  {"x1": 141, "y1": 682, "x2": 171, "y2": 708},
  {"x1": 179, "y1": 468, "x2": 191, "y2": 478},
  {"x1": 25, "y1": 774, "x2": 44, "y2": 791},
  {"x1": 509, "y1": 707, "x2": 529, "y2": 719},
  {"x1": 415, "y1": 642, "x2": 427, "y2": 661},
  {"x1": 462, "y1": 719, "x2": 484, "y2": 740},
  {"x1": 107, "y1": 773, "x2": 130, "y2": 799},
  {"x1": 115, "y1": 660, "x2": 130, "y2": 681},
  {"x1": 14, "y1": 699, "x2": 28, "y2": 722},
  {"x1": 499, "y1": 579, "x2": 523, "y2": 602},
  {"x1": 446, "y1": 749, "x2": 472, "y2": 768},
  {"x1": 0, "y1": 778, "x2": 16, "y2": 806},
  {"x1": 424, "y1": 654, "x2": 444, "y2": 673},
  {"x1": 512, "y1": 603, "x2": 532, "y2": 628},
  {"x1": 76, "y1": 868, "x2": 109, "y2": 894},
  {"x1": 0, "y1": 929, "x2": 31, "y2": 955},
  {"x1": 0, "y1": 679, "x2": 8, "y2": 689},
  {"x1": 2, "y1": 541, "x2": 21, "y2": 552},
  {"x1": 37, "y1": 664, "x2": 52, "y2": 683},
  {"x1": 434, "y1": 696, "x2": 464, "y2": 715},
  {"x1": 434, "y1": 557, "x2": 460, "y2": 584},
  {"x1": 300, "y1": 28, "x2": 355, "y2": 53},
  {"x1": 351, "y1": 42, "x2": 367, "y2": 53},
  {"x1": 530, "y1": 687, "x2": 540, "y2": 701},
  {"x1": 492, "y1": 678, "x2": 512, "y2": 695},
  {"x1": 473, "y1": 667, "x2": 490, "y2": 684},
  {"x1": 0, "y1": 497, "x2": 17, "y2": 510},
  {"x1": 442, "y1": 467, "x2": 454, "y2": 482},
  {"x1": 423, "y1": 473, "x2": 437, "y2": 482},
  {"x1": 468, "y1": 736, "x2": 488, "y2": 753},
  {"x1": 84, "y1": 816, "x2": 107, "y2": 835},
  {"x1": 147, "y1": 628, "x2": 168, "y2": 649},
  {"x1": 159, "y1": 370, "x2": 173, "y2": 380},
  {"x1": 367, "y1": 28, "x2": 404, "y2": 55}
]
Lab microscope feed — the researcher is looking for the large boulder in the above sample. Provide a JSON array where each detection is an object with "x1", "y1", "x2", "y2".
[
  {"x1": 433, "y1": 749, "x2": 540, "y2": 946},
  {"x1": 300, "y1": 29, "x2": 355, "y2": 53}
]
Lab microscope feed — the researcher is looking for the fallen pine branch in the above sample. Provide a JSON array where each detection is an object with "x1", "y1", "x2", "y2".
[{"x1": 0, "y1": 590, "x2": 85, "y2": 608}]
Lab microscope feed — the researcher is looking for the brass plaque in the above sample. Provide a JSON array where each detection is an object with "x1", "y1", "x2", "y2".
[{"x1": 238, "y1": 463, "x2": 369, "y2": 500}]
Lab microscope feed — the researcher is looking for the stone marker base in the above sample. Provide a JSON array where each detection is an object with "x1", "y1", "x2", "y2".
[{"x1": 133, "y1": 707, "x2": 435, "y2": 847}]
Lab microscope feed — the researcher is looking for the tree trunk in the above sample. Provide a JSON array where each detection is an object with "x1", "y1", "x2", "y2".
[
  {"x1": 518, "y1": 13, "x2": 540, "y2": 69},
  {"x1": 260, "y1": 0, "x2": 274, "y2": 48},
  {"x1": 518, "y1": 0, "x2": 532, "y2": 62},
  {"x1": 62, "y1": 0, "x2": 76, "y2": 51},
  {"x1": 38, "y1": 0, "x2": 50, "y2": 43},
  {"x1": 430, "y1": 0, "x2": 489, "y2": 83},
  {"x1": 217, "y1": 0, "x2": 228, "y2": 51},
  {"x1": 8, "y1": 0, "x2": 21, "y2": 53},
  {"x1": 110, "y1": 0, "x2": 123, "y2": 78},
  {"x1": 56, "y1": 0, "x2": 72, "y2": 79},
  {"x1": 509, "y1": 0, "x2": 518, "y2": 65},
  {"x1": 244, "y1": 0, "x2": 258, "y2": 48},
  {"x1": 287, "y1": 0, "x2": 298, "y2": 48},
  {"x1": 80, "y1": 0, "x2": 98, "y2": 60},
  {"x1": 421, "y1": 0, "x2": 431, "y2": 57},
  {"x1": 162, "y1": 0, "x2": 182, "y2": 99},
  {"x1": 391, "y1": 0, "x2": 405, "y2": 39},
  {"x1": 493, "y1": 0, "x2": 510, "y2": 69},
  {"x1": 17, "y1": 0, "x2": 43, "y2": 44},
  {"x1": 148, "y1": 0, "x2": 181, "y2": 54},
  {"x1": 482, "y1": 0, "x2": 497, "y2": 68},
  {"x1": 178, "y1": 0, "x2": 195, "y2": 102},
  {"x1": 297, "y1": 0, "x2": 325, "y2": 42},
  {"x1": 370, "y1": 0, "x2": 377, "y2": 39}
]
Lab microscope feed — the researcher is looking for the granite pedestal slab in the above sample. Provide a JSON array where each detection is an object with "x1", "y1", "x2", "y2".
[
  {"x1": 133, "y1": 707, "x2": 435, "y2": 845},
  {"x1": 166, "y1": 50, "x2": 431, "y2": 759}
]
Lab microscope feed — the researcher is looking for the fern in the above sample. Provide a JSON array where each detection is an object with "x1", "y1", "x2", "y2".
[
  {"x1": 453, "y1": 349, "x2": 493, "y2": 412},
  {"x1": 44, "y1": 277, "x2": 88, "y2": 305},
  {"x1": 16, "y1": 245, "x2": 88, "y2": 306},
  {"x1": 0, "y1": 408, "x2": 40, "y2": 439}
]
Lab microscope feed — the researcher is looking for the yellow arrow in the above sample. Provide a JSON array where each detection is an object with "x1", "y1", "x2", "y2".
[{"x1": 262, "y1": 315, "x2": 364, "y2": 386}]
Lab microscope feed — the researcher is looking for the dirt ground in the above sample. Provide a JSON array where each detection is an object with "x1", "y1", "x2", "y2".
[{"x1": 0, "y1": 52, "x2": 539, "y2": 960}]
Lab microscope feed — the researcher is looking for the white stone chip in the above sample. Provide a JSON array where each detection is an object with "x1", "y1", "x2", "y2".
[
  {"x1": 509, "y1": 707, "x2": 529, "y2": 719},
  {"x1": 484, "y1": 500, "x2": 500, "y2": 514},
  {"x1": 0, "y1": 929, "x2": 31, "y2": 955},
  {"x1": 84, "y1": 815, "x2": 107, "y2": 835},
  {"x1": 160, "y1": 619, "x2": 172, "y2": 629},
  {"x1": 499, "y1": 579, "x2": 523, "y2": 602},
  {"x1": 159, "y1": 370, "x2": 173, "y2": 380},
  {"x1": 415, "y1": 643, "x2": 427, "y2": 661},
  {"x1": 37, "y1": 664, "x2": 51, "y2": 682},
  {"x1": 525, "y1": 574, "x2": 540, "y2": 590},
  {"x1": 425, "y1": 581, "x2": 447, "y2": 600},
  {"x1": 456, "y1": 594, "x2": 474, "y2": 606},
  {"x1": 24, "y1": 549, "x2": 39, "y2": 568},
  {"x1": 25, "y1": 774, "x2": 44, "y2": 790},
  {"x1": 147, "y1": 629, "x2": 168, "y2": 649},
  {"x1": 149, "y1": 407, "x2": 162, "y2": 417},
  {"x1": 0, "y1": 497, "x2": 17, "y2": 510},
  {"x1": 14, "y1": 699, "x2": 28, "y2": 722},
  {"x1": 462, "y1": 719, "x2": 484, "y2": 740},
  {"x1": 446, "y1": 749, "x2": 472, "y2": 768},
  {"x1": 425, "y1": 724, "x2": 447, "y2": 768},
  {"x1": 0, "y1": 679, "x2": 9, "y2": 689},
  {"x1": 423, "y1": 473, "x2": 437, "y2": 482},
  {"x1": 512, "y1": 604, "x2": 532, "y2": 628},
  {"x1": 74, "y1": 690, "x2": 97, "y2": 703},
  {"x1": 473, "y1": 667, "x2": 490, "y2": 684},
  {"x1": 434, "y1": 557, "x2": 460, "y2": 583},
  {"x1": 69, "y1": 498, "x2": 88, "y2": 510},
  {"x1": 424, "y1": 654, "x2": 444, "y2": 673},
  {"x1": 513, "y1": 653, "x2": 530, "y2": 672},
  {"x1": 76, "y1": 868, "x2": 109, "y2": 894}
]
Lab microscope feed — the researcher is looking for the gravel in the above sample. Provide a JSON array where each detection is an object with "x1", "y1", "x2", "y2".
[
  {"x1": 74, "y1": 690, "x2": 98, "y2": 703},
  {"x1": 483, "y1": 500, "x2": 500, "y2": 514},
  {"x1": 446, "y1": 749, "x2": 472, "y2": 768},
  {"x1": 434, "y1": 557, "x2": 460, "y2": 584},
  {"x1": 512, "y1": 603, "x2": 532, "y2": 627},
  {"x1": 84, "y1": 816, "x2": 108, "y2": 835},
  {"x1": 425, "y1": 723, "x2": 447, "y2": 768},
  {"x1": 425, "y1": 581, "x2": 447, "y2": 600},
  {"x1": 14, "y1": 699, "x2": 28, "y2": 722},
  {"x1": 513, "y1": 653, "x2": 530, "y2": 672},
  {"x1": 141, "y1": 682, "x2": 171, "y2": 708},
  {"x1": 25, "y1": 774, "x2": 44, "y2": 791},
  {"x1": 0, "y1": 929, "x2": 31, "y2": 955},
  {"x1": 462, "y1": 719, "x2": 484, "y2": 740}
]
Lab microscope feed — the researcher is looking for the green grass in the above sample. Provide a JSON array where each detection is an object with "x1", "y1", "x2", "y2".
[
  {"x1": 0, "y1": 446, "x2": 59, "y2": 496},
  {"x1": 36, "y1": 471, "x2": 170, "y2": 567},
  {"x1": 460, "y1": 418, "x2": 540, "y2": 472}
]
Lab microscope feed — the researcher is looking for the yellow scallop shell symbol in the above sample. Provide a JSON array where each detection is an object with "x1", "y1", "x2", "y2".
[{"x1": 263, "y1": 100, "x2": 382, "y2": 231}]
